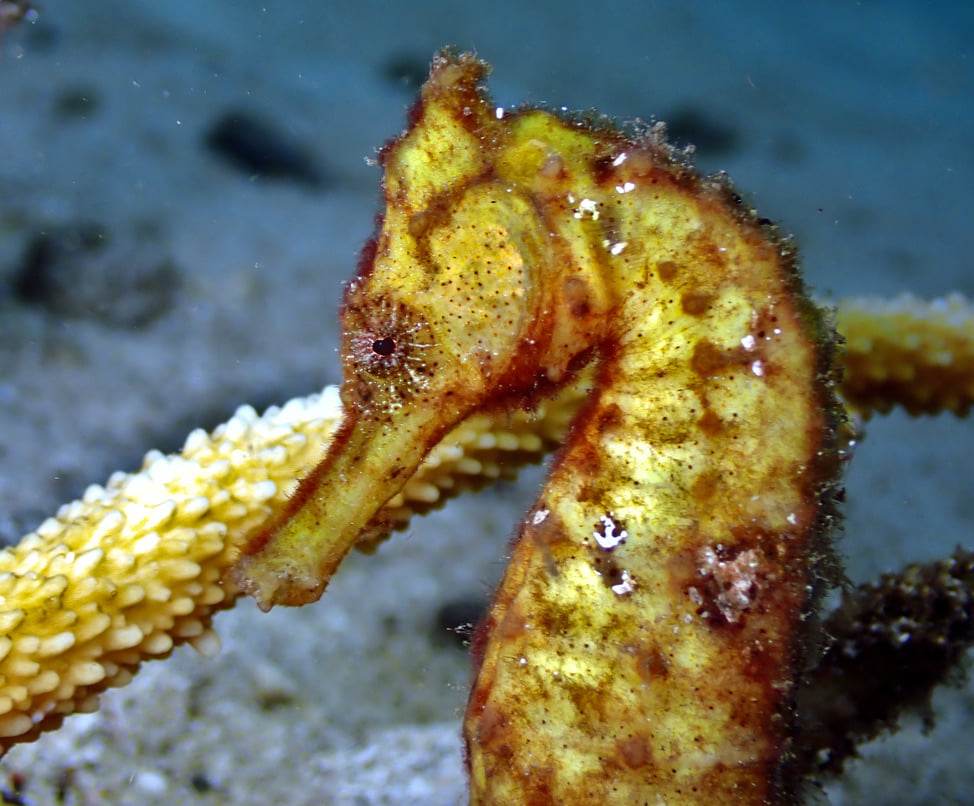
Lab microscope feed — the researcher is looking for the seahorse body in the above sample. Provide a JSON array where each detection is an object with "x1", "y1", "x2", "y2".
[{"x1": 235, "y1": 53, "x2": 843, "y2": 804}]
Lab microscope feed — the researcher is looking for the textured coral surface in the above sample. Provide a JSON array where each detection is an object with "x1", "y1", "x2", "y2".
[{"x1": 838, "y1": 294, "x2": 974, "y2": 416}]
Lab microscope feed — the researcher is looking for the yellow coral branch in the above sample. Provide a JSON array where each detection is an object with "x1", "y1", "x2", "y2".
[
  {"x1": 0, "y1": 293, "x2": 969, "y2": 752},
  {"x1": 0, "y1": 383, "x2": 582, "y2": 750},
  {"x1": 837, "y1": 292, "x2": 974, "y2": 416}
]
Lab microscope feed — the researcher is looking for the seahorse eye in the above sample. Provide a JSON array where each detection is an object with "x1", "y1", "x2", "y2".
[{"x1": 371, "y1": 337, "x2": 396, "y2": 356}]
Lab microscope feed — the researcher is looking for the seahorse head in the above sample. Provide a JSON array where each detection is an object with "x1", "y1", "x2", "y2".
[
  {"x1": 234, "y1": 53, "x2": 607, "y2": 608},
  {"x1": 340, "y1": 52, "x2": 607, "y2": 420}
]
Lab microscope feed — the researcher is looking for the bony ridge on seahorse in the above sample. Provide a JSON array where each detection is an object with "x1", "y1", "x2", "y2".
[{"x1": 233, "y1": 51, "x2": 843, "y2": 804}]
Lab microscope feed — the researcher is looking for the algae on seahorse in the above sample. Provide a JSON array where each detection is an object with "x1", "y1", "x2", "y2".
[{"x1": 235, "y1": 52, "x2": 844, "y2": 803}]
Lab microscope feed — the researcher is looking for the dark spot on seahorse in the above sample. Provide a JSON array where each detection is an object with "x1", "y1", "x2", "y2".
[
  {"x1": 634, "y1": 646, "x2": 670, "y2": 683},
  {"x1": 692, "y1": 239, "x2": 730, "y2": 274},
  {"x1": 566, "y1": 344, "x2": 598, "y2": 374},
  {"x1": 596, "y1": 403, "x2": 623, "y2": 436},
  {"x1": 565, "y1": 432, "x2": 603, "y2": 482},
  {"x1": 562, "y1": 677, "x2": 611, "y2": 723},
  {"x1": 563, "y1": 275, "x2": 593, "y2": 318},
  {"x1": 657, "y1": 260, "x2": 679, "y2": 282},
  {"x1": 691, "y1": 470, "x2": 720, "y2": 503},
  {"x1": 475, "y1": 702, "x2": 510, "y2": 751},
  {"x1": 533, "y1": 600, "x2": 574, "y2": 637},
  {"x1": 575, "y1": 480, "x2": 606, "y2": 505},
  {"x1": 681, "y1": 290, "x2": 715, "y2": 317},
  {"x1": 590, "y1": 152, "x2": 617, "y2": 185},
  {"x1": 496, "y1": 604, "x2": 530, "y2": 641},
  {"x1": 407, "y1": 209, "x2": 431, "y2": 241},
  {"x1": 698, "y1": 408, "x2": 723, "y2": 437},
  {"x1": 617, "y1": 735, "x2": 654, "y2": 769},
  {"x1": 387, "y1": 466, "x2": 408, "y2": 480},
  {"x1": 589, "y1": 551, "x2": 624, "y2": 589},
  {"x1": 691, "y1": 340, "x2": 737, "y2": 377},
  {"x1": 520, "y1": 770, "x2": 557, "y2": 806}
]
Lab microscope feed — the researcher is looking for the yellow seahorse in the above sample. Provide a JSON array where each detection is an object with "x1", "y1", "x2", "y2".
[
  {"x1": 5, "y1": 50, "x2": 973, "y2": 804},
  {"x1": 234, "y1": 52, "x2": 843, "y2": 803}
]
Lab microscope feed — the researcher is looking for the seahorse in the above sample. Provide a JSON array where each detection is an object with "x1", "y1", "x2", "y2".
[{"x1": 233, "y1": 52, "x2": 843, "y2": 804}]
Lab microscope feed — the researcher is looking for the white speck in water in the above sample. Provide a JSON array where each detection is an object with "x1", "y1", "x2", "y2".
[
  {"x1": 615, "y1": 181, "x2": 636, "y2": 194},
  {"x1": 751, "y1": 360, "x2": 765, "y2": 377},
  {"x1": 495, "y1": 106, "x2": 505, "y2": 119},
  {"x1": 611, "y1": 569, "x2": 636, "y2": 596},
  {"x1": 610, "y1": 241, "x2": 628, "y2": 256},
  {"x1": 740, "y1": 334, "x2": 756, "y2": 351},
  {"x1": 518, "y1": 656, "x2": 528, "y2": 666},
  {"x1": 532, "y1": 509, "x2": 549, "y2": 525},
  {"x1": 786, "y1": 512, "x2": 798, "y2": 526},
  {"x1": 593, "y1": 514, "x2": 628, "y2": 550},
  {"x1": 612, "y1": 152, "x2": 628, "y2": 167}
]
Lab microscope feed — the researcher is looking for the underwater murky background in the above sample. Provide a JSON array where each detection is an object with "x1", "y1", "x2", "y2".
[{"x1": 0, "y1": 1, "x2": 971, "y2": 803}]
